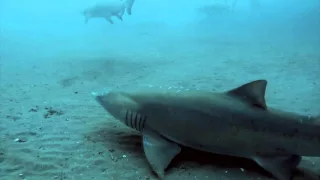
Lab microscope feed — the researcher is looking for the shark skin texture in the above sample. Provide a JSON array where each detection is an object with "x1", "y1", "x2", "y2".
[{"x1": 94, "y1": 80, "x2": 320, "y2": 180}]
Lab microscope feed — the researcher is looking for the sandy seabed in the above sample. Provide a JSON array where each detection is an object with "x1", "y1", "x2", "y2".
[{"x1": 1, "y1": 23, "x2": 320, "y2": 180}]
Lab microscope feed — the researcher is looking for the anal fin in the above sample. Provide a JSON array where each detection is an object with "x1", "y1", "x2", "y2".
[
  {"x1": 143, "y1": 130, "x2": 181, "y2": 179},
  {"x1": 253, "y1": 154, "x2": 301, "y2": 180}
]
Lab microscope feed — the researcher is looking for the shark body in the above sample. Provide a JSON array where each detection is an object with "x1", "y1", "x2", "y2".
[
  {"x1": 94, "y1": 80, "x2": 320, "y2": 180},
  {"x1": 82, "y1": 0, "x2": 135, "y2": 24}
]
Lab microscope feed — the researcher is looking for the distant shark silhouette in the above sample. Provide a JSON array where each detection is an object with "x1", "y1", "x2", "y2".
[
  {"x1": 82, "y1": 0, "x2": 135, "y2": 24},
  {"x1": 94, "y1": 80, "x2": 320, "y2": 180}
]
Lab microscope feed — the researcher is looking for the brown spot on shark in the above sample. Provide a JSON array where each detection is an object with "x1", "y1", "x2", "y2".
[
  {"x1": 94, "y1": 80, "x2": 320, "y2": 180},
  {"x1": 82, "y1": 0, "x2": 135, "y2": 24}
]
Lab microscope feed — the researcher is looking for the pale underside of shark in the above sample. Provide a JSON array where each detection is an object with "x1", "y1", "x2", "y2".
[{"x1": 94, "y1": 80, "x2": 320, "y2": 180}]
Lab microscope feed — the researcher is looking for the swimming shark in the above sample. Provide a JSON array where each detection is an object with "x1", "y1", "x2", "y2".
[
  {"x1": 94, "y1": 80, "x2": 320, "y2": 180},
  {"x1": 82, "y1": 0, "x2": 135, "y2": 24}
]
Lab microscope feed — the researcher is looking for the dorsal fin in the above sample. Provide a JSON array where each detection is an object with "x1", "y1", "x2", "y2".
[{"x1": 227, "y1": 80, "x2": 267, "y2": 109}]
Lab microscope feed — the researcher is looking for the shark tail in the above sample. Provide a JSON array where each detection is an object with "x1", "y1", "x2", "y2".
[{"x1": 124, "y1": 0, "x2": 135, "y2": 15}]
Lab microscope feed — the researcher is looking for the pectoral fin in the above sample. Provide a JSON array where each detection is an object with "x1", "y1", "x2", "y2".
[
  {"x1": 142, "y1": 130, "x2": 181, "y2": 179},
  {"x1": 252, "y1": 154, "x2": 301, "y2": 180}
]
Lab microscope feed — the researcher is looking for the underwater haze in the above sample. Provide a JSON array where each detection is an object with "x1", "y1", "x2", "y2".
[{"x1": 1, "y1": 0, "x2": 320, "y2": 179}]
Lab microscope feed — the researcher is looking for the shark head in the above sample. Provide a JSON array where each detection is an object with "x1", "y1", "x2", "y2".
[
  {"x1": 94, "y1": 90, "x2": 128, "y2": 119},
  {"x1": 93, "y1": 89, "x2": 182, "y2": 178},
  {"x1": 82, "y1": 8, "x2": 92, "y2": 23},
  {"x1": 93, "y1": 90, "x2": 143, "y2": 131}
]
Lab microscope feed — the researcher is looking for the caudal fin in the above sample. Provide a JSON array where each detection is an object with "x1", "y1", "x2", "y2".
[{"x1": 124, "y1": 0, "x2": 135, "y2": 15}]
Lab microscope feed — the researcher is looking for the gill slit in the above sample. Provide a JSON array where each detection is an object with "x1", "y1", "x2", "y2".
[{"x1": 125, "y1": 110, "x2": 146, "y2": 132}]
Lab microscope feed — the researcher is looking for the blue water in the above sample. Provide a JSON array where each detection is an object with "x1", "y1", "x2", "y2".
[{"x1": 0, "y1": 0, "x2": 319, "y2": 180}]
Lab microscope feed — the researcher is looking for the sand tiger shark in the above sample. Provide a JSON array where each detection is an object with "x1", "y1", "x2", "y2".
[
  {"x1": 82, "y1": 0, "x2": 135, "y2": 24},
  {"x1": 94, "y1": 80, "x2": 320, "y2": 180}
]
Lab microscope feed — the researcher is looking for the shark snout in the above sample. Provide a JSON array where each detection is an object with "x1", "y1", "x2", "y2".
[
  {"x1": 94, "y1": 91, "x2": 121, "y2": 113},
  {"x1": 94, "y1": 91, "x2": 139, "y2": 123}
]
